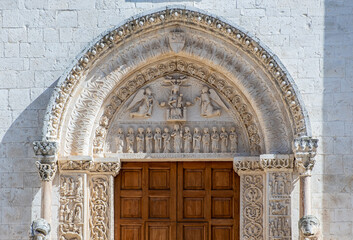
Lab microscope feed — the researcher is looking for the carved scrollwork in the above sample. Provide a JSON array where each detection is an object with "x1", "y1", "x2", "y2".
[{"x1": 242, "y1": 175, "x2": 264, "y2": 239}]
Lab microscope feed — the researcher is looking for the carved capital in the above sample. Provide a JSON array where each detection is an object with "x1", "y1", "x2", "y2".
[
  {"x1": 35, "y1": 161, "x2": 57, "y2": 181},
  {"x1": 292, "y1": 137, "x2": 318, "y2": 176},
  {"x1": 33, "y1": 141, "x2": 58, "y2": 162},
  {"x1": 30, "y1": 218, "x2": 51, "y2": 240},
  {"x1": 299, "y1": 215, "x2": 320, "y2": 240}
]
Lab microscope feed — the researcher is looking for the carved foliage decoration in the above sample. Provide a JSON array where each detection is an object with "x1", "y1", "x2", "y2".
[
  {"x1": 90, "y1": 176, "x2": 110, "y2": 240},
  {"x1": 268, "y1": 172, "x2": 292, "y2": 239},
  {"x1": 45, "y1": 7, "x2": 308, "y2": 155},
  {"x1": 93, "y1": 59, "x2": 262, "y2": 155},
  {"x1": 59, "y1": 175, "x2": 84, "y2": 240},
  {"x1": 242, "y1": 174, "x2": 264, "y2": 240}
]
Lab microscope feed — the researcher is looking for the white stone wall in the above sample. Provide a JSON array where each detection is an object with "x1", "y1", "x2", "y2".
[{"x1": 0, "y1": 0, "x2": 351, "y2": 239}]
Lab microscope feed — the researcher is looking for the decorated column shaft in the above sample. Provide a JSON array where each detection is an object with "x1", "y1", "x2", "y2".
[
  {"x1": 32, "y1": 141, "x2": 58, "y2": 240},
  {"x1": 293, "y1": 137, "x2": 320, "y2": 240}
]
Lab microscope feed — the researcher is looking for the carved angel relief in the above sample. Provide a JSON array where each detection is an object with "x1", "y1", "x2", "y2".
[
  {"x1": 196, "y1": 86, "x2": 228, "y2": 118},
  {"x1": 127, "y1": 87, "x2": 154, "y2": 119}
]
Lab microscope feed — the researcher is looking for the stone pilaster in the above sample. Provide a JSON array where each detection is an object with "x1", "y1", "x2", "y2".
[
  {"x1": 261, "y1": 154, "x2": 294, "y2": 240},
  {"x1": 293, "y1": 137, "x2": 320, "y2": 240},
  {"x1": 234, "y1": 157, "x2": 265, "y2": 240}
]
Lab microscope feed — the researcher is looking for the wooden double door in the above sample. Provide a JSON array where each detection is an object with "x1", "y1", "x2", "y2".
[{"x1": 115, "y1": 162, "x2": 240, "y2": 240}]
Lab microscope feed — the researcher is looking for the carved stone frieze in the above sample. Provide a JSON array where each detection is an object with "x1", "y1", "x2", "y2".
[
  {"x1": 59, "y1": 160, "x2": 121, "y2": 176},
  {"x1": 59, "y1": 175, "x2": 84, "y2": 240},
  {"x1": 241, "y1": 174, "x2": 264, "y2": 240},
  {"x1": 293, "y1": 137, "x2": 318, "y2": 176},
  {"x1": 33, "y1": 141, "x2": 58, "y2": 156},
  {"x1": 233, "y1": 159, "x2": 263, "y2": 173},
  {"x1": 260, "y1": 154, "x2": 294, "y2": 170},
  {"x1": 89, "y1": 176, "x2": 110, "y2": 240},
  {"x1": 35, "y1": 161, "x2": 57, "y2": 181}
]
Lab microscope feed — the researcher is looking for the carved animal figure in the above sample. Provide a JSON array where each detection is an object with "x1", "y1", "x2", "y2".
[{"x1": 30, "y1": 218, "x2": 51, "y2": 240}]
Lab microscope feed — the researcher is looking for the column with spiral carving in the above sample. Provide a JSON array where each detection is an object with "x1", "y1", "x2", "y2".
[
  {"x1": 293, "y1": 137, "x2": 320, "y2": 240},
  {"x1": 32, "y1": 141, "x2": 58, "y2": 240}
]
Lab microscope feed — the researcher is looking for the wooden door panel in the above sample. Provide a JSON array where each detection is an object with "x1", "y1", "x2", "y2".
[
  {"x1": 178, "y1": 223, "x2": 208, "y2": 240},
  {"x1": 115, "y1": 162, "x2": 239, "y2": 240},
  {"x1": 120, "y1": 224, "x2": 143, "y2": 240},
  {"x1": 146, "y1": 222, "x2": 176, "y2": 240},
  {"x1": 211, "y1": 225, "x2": 233, "y2": 240}
]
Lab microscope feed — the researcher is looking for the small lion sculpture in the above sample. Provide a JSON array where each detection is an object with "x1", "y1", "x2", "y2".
[
  {"x1": 30, "y1": 218, "x2": 51, "y2": 240},
  {"x1": 299, "y1": 215, "x2": 320, "y2": 240}
]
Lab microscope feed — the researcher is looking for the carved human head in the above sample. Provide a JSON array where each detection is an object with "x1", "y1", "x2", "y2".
[
  {"x1": 212, "y1": 127, "x2": 217, "y2": 132},
  {"x1": 221, "y1": 127, "x2": 226, "y2": 132},
  {"x1": 145, "y1": 88, "x2": 152, "y2": 95},
  {"x1": 155, "y1": 127, "x2": 161, "y2": 133},
  {"x1": 117, "y1": 128, "x2": 123, "y2": 134},
  {"x1": 138, "y1": 128, "x2": 144, "y2": 133},
  {"x1": 204, "y1": 128, "x2": 209, "y2": 133},
  {"x1": 164, "y1": 127, "x2": 169, "y2": 133},
  {"x1": 230, "y1": 127, "x2": 236, "y2": 132},
  {"x1": 174, "y1": 124, "x2": 179, "y2": 130},
  {"x1": 146, "y1": 127, "x2": 152, "y2": 133},
  {"x1": 128, "y1": 127, "x2": 134, "y2": 134},
  {"x1": 194, "y1": 127, "x2": 199, "y2": 133},
  {"x1": 30, "y1": 218, "x2": 51, "y2": 240},
  {"x1": 185, "y1": 127, "x2": 190, "y2": 133},
  {"x1": 299, "y1": 215, "x2": 320, "y2": 238},
  {"x1": 202, "y1": 86, "x2": 209, "y2": 93}
]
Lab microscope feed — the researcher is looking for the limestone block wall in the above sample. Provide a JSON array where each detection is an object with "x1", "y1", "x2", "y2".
[{"x1": 0, "y1": 0, "x2": 351, "y2": 239}]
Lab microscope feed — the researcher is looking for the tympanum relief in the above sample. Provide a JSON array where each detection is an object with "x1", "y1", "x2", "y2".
[{"x1": 104, "y1": 74, "x2": 247, "y2": 155}]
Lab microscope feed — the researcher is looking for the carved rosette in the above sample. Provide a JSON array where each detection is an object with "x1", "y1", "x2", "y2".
[
  {"x1": 89, "y1": 175, "x2": 110, "y2": 240},
  {"x1": 35, "y1": 161, "x2": 57, "y2": 181},
  {"x1": 241, "y1": 174, "x2": 264, "y2": 240},
  {"x1": 293, "y1": 137, "x2": 318, "y2": 176},
  {"x1": 59, "y1": 175, "x2": 84, "y2": 240}
]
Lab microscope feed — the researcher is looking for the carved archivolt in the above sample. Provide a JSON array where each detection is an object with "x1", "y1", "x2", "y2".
[{"x1": 43, "y1": 7, "x2": 309, "y2": 157}]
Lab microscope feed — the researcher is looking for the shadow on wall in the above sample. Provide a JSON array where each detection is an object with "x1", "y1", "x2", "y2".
[
  {"x1": 320, "y1": 0, "x2": 353, "y2": 238},
  {"x1": 0, "y1": 81, "x2": 57, "y2": 238}
]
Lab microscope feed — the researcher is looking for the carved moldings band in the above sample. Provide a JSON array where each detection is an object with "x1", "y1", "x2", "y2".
[
  {"x1": 59, "y1": 159, "x2": 121, "y2": 177},
  {"x1": 234, "y1": 155, "x2": 294, "y2": 174},
  {"x1": 35, "y1": 161, "x2": 57, "y2": 182}
]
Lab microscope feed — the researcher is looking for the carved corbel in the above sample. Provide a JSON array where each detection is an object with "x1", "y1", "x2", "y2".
[{"x1": 292, "y1": 137, "x2": 318, "y2": 176}]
